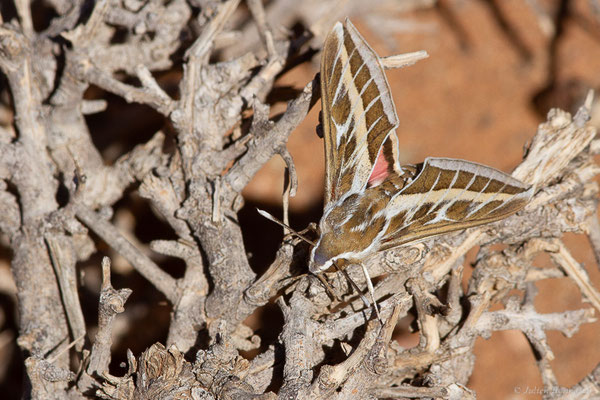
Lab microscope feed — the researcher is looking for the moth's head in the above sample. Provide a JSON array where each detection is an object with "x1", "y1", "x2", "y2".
[{"x1": 310, "y1": 236, "x2": 350, "y2": 274}]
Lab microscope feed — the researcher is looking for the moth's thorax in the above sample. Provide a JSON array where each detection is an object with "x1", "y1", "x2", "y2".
[{"x1": 309, "y1": 187, "x2": 394, "y2": 273}]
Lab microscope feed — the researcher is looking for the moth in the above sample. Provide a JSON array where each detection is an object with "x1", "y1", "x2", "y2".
[{"x1": 308, "y1": 19, "x2": 533, "y2": 306}]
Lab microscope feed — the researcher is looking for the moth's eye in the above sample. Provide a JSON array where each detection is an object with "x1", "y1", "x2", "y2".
[{"x1": 313, "y1": 250, "x2": 329, "y2": 268}]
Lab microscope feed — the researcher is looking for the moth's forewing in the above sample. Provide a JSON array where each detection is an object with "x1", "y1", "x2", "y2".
[
  {"x1": 320, "y1": 19, "x2": 400, "y2": 206},
  {"x1": 378, "y1": 157, "x2": 533, "y2": 250}
]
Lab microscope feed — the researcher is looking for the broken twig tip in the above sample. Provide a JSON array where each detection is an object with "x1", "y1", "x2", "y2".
[{"x1": 585, "y1": 89, "x2": 595, "y2": 111}]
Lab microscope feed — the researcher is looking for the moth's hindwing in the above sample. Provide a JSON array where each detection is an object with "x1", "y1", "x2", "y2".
[
  {"x1": 320, "y1": 19, "x2": 400, "y2": 205},
  {"x1": 378, "y1": 157, "x2": 533, "y2": 250}
]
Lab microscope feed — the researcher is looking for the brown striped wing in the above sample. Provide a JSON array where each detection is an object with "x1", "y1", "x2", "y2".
[
  {"x1": 320, "y1": 19, "x2": 400, "y2": 206},
  {"x1": 379, "y1": 157, "x2": 533, "y2": 250}
]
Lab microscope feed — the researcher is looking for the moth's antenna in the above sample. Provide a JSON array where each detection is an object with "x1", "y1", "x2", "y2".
[{"x1": 256, "y1": 208, "x2": 316, "y2": 246}]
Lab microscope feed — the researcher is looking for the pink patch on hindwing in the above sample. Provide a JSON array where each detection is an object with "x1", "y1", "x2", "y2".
[{"x1": 368, "y1": 149, "x2": 389, "y2": 187}]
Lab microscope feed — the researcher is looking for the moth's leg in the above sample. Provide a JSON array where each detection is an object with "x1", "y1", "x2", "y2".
[
  {"x1": 360, "y1": 263, "x2": 382, "y2": 323},
  {"x1": 331, "y1": 262, "x2": 375, "y2": 317},
  {"x1": 316, "y1": 273, "x2": 340, "y2": 302}
]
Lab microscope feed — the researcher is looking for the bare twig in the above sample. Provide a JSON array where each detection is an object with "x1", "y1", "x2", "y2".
[
  {"x1": 75, "y1": 205, "x2": 177, "y2": 303},
  {"x1": 585, "y1": 214, "x2": 600, "y2": 271},
  {"x1": 45, "y1": 234, "x2": 86, "y2": 352},
  {"x1": 225, "y1": 79, "x2": 318, "y2": 195},
  {"x1": 548, "y1": 239, "x2": 600, "y2": 312},
  {"x1": 381, "y1": 50, "x2": 429, "y2": 69},
  {"x1": 2, "y1": 1, "x2": 600, "y2": 399},
  {"x1": 86, "y1": 258, "x2": 132, "y2": 379}
]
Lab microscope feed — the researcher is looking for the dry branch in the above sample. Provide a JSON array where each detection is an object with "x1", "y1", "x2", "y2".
[{"x1": 0, "y1": 1, "x2": 599, "y2": 399}]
